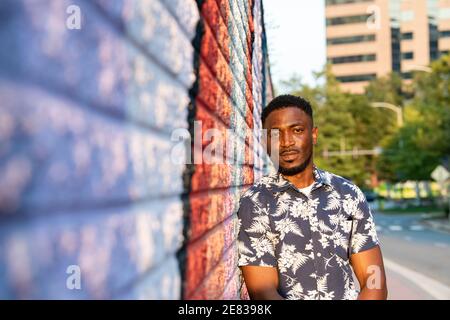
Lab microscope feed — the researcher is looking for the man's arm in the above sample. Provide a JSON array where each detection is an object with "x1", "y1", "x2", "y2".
[
  {"x1": 240, "y1": 266, "x2": 285, "y2": 300},
  {"x1": 350, "y1": 245, "x2": 388, "y2": 300}
]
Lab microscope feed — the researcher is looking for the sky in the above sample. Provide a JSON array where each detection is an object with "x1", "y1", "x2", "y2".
[{"x1": 263, "y1": 0, "x2": 326, "y2": 93}]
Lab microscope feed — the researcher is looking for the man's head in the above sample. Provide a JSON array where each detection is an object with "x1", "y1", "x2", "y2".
[{"x1": 262, "y1": 95, "x2": 318, "y2": 176}]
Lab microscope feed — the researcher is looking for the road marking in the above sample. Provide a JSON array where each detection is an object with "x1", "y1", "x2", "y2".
[
  {"x1": 389, "y1": 225, "x2": 403, "y2": 231},
  {"x1": 409, "y1": 225, "x2": 425, "y2": 231},
  {"x1": 384, "y1": 258, "x2": 450, "y2": 300}
]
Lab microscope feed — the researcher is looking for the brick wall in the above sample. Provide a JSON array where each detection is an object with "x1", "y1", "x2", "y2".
[{"x1": 0, "y1": 0, "x2": 273, "y2": 299}]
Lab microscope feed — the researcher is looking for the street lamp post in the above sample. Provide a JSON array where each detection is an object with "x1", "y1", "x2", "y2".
[
  {"x1": 406, "y1": 64, "x2": 432, "y2": 73},
  {"x1": 370, "y1": 64, "x2": 433, "y2": 127},
  {"x1": 370, "y1": 102, "x2": 404, "y2": 127},
  {"x1": 322, "y1": 103, "x2": 403, "y2": 158}
]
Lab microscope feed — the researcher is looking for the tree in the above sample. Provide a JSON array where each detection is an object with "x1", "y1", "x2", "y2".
[
  {"x1": 377, "y1": 54, "x2": 450, "y2": 181},
  {"x1": 365, "y1": 72, "x2": 405, "y2": 106}
]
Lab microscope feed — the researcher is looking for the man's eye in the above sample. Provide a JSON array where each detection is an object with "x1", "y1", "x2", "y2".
[{"x1": 294, "y1": 128, "x2": 304, "y2": 133}]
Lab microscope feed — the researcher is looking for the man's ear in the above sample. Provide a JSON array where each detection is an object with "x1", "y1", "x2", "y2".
[{"x1": 312, "y1": 127, "x2": 318, "y2": 145}]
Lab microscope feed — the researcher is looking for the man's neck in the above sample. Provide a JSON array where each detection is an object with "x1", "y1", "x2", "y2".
[{"x1": 281, "y1": 163, "x2": 315, "y2": 189}]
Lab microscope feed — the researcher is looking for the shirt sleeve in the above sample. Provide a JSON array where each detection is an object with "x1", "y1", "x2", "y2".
[
  {"x1": 237, "y1": 192, "x2": 277, "y2": 267},
  {"x1": 350, "y1": 190, "x2": 380, "y2": 255}
]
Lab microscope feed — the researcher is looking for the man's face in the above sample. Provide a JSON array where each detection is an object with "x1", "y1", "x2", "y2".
[{"x1": 264, "y1": 107, "x2": 318, "y2": 175}]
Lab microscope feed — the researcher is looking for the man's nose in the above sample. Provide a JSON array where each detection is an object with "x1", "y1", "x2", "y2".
[{"x1": 280, "y1": 131, "x2": 294, "y2": 148}]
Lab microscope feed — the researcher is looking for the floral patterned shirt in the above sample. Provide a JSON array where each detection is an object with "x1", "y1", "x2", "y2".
[{"x1": 237, "y1": 167, "x2": 379, "y2": 300}]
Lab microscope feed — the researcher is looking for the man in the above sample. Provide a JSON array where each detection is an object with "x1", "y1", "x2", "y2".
[{"x1": 237, "y1": 95, "x2": 387, "y2": 300}]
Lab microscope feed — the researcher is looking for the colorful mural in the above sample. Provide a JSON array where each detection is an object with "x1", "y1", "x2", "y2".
[{"x1": 0, "y1": 0, "x2": 273, "y2": 299}]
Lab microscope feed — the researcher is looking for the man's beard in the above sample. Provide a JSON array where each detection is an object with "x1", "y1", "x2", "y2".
[{"x1": 278, "y1": 150, "x2": 313, "y2": 176}]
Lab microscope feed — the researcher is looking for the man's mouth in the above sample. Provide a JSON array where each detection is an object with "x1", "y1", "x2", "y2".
[{"x1": 280, "y1": 150, "x2": 300, "y2": 162}]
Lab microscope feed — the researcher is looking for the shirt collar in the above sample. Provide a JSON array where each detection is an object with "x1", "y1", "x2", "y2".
[{"x1": 268, "y1": 166, "x2": 332, "y2": 194}]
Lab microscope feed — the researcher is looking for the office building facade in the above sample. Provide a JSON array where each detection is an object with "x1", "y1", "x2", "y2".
[{"x1": 326, "y1": 0, "x2": 450, "y2": 93}]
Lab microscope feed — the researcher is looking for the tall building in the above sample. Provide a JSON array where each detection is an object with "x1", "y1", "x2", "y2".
[{"x1": 325, "y1": 0, "x2": 450, "y2": 93}]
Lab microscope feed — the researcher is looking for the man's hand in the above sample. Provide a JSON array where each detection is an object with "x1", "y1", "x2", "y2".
[
  {"x1": 240, "y1": 266, "x2": 285, "y2": 300},
  {"x1": 350, "y1": 245, "x2": 388, "y2": 300}
]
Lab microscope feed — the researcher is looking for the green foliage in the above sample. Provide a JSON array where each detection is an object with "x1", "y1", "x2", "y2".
[
  {"x1": 377, "y1": 123, "x2": 442, "y2": 181},
  {"x1": 365, "y1": 72, "x2": 404, "y2": 106},
  {"x1": 378, "y1": 54, "x2": 450, "y2": 181}
]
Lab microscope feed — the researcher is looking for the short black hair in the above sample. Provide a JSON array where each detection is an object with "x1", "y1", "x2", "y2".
[{"x1": 261, "y1": 94, "x2": 313, "y2": 126}]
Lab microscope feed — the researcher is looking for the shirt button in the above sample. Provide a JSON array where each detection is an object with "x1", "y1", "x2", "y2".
[{"x1": 317, "y1": 252, "x2": 322, "y2": 257}]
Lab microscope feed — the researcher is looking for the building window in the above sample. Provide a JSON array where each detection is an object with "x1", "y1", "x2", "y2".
[
  {"x1": 325, "y1": 0, "x2": 372, "y2": 6},
  {"x1": 430, "y1": 23, "x2": 439, "y2": 61},
  {"x1": 327, "y1": 34, "x2": 376, "y2": 45},
  {"x1": 401, "y1": 52, "x2": 414, "y2": 60},
  {"x1": 440, "y1": 51, "x2": 450, "y2": 57},
  {"x1": 401, "y1": 72, "x2": 413, "y2": 80},
  {"x1": 391, "y1": 27, "x2": 401, "y2": 73},
  {"x1": 326, "y1": 14, "x2": 371, "y2": 26},
  {"x1": 328, "y1": 54, "x2": 376, "y2": 64},
  {"x1": 401, "y1": 32, "x2": 413, "y2": 40},
  {"x1": 441, "y1": 30, "x2": 450, "y2": 38},
  {"x1": 428, "y1": 0, "x2": 439, "y2": 62},
  {"x1": 336, "y1": 74, "x2": 376, "y2": 83}
]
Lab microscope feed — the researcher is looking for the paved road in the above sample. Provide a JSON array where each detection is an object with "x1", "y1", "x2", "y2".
[{"x1": 370, "y1": 211, "x2": 450, "y2": 300}]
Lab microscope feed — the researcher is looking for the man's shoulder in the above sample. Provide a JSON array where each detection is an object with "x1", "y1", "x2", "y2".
[
  {"x1": 318, "y1": 168, "x2": 365, "y2": 198},
  {"x1": 241, "y1": 174, "x2": 279, "y2": 199}
]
